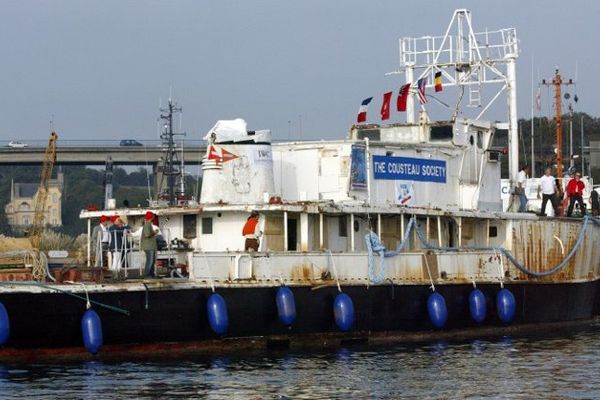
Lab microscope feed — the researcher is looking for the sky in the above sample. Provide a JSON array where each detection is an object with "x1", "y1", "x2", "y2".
[{"x1": 0, "y1": 0, "x2": 597, "y2": 144}]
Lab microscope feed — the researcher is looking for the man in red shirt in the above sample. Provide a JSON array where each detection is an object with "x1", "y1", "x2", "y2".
[{"x1": 566, "y1": 173, "x2": 586, "y2": 217}]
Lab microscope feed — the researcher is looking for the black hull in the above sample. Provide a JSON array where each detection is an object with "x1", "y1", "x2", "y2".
[{"x1": 0, "y1": 280, "x2": 598, "y2": 357}]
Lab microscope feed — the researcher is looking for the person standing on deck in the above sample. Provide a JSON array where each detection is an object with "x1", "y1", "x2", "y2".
[
  {"x1": 516, "y1": 165, "x2": 530, "y2": 212},
  {"x1": 141, "y1": 211, "x2": 158, "y2": 278},
  {"x1": 590, "y1": 188, "x2": 599, "y2": 217},
  {"x1": 91, "y1": 215, "x2": 111, "y2": 267},
  {"x1": 109, "y1": 216, "x2": 130, "y2": 272},
  {"x1": 566, "y1": 172, "x2": 586, "y2": 217},
  {"x1": 242, "y1": 211, "x2": 262, "y2": 252},
  {"x1": 537, "y1": 167, "x2": 558, "y2": 217}
]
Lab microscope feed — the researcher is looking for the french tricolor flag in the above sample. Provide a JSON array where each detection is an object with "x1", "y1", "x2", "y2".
[{"x1": 356, "y1": 97, "x2": 373, "y2": 123}]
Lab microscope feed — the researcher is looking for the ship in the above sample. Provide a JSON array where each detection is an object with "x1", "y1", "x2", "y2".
[{"x1": 0, "y1": 9, "x2": 598, "y2": 362}]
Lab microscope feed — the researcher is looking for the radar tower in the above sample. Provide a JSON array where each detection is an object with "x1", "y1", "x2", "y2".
[{"x1": 158, "y1": 99, "x2": 186, "y2": 205}]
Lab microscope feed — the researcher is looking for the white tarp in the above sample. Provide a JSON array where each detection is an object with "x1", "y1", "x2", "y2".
[{"x1": 204, "y1": 119, "x2": 271, "y2": 143}]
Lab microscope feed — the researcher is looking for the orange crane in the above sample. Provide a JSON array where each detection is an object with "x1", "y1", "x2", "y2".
[{"x1": 29, "y1": 131, "x2": 58, "y2": 280}]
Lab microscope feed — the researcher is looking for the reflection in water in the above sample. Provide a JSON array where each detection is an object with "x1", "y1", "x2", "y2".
[{"x1": 1, "y1": 325, "x2": 600, "y2": 399}]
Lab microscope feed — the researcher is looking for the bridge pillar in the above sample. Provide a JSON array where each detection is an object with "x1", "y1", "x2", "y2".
[{"x1": 153, "y1": 158, "x2": 166, "y2": 201}]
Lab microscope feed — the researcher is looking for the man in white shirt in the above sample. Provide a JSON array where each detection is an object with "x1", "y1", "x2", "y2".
[
  {"x1": 537, "y1": 167, "x2": 557, "y2": 216},
  {"x1": 516, "y1": 165, "x2": 529, "y2": 212}
]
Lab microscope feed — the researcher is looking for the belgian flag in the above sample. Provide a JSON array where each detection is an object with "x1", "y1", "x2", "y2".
[{"x1": 434, "y1": 71, "x2": 443, "y2": 92}]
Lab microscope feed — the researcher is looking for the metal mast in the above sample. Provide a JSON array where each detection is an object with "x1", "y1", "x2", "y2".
[
  {"x1": 103, "y1": 156, "x2": 113, "y2": 209},
  {"x1": 158, "y1": 99, "x2": 185, "y2": 205},
  {"x1": 388, "y1": 9, "x2": 520, "y2": 183},
  {"x1": 541, "y1": 69, "x2": 574, "y2": 178}
]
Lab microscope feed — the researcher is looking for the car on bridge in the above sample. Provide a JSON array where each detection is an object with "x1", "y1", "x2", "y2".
[
  {"x1": 120, "y1": 139, "x2": 143, "y2": 146},
  {"x1": 7, "y1": 141, "x2": 28, "y2": 148}
]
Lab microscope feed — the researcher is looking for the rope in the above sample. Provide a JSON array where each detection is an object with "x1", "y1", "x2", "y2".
[
  {"x1": 364, "y1": 217, "x2": 415, "y2": 283},
  {"x1": 364, "y1": 215, "x2": 592, "y2": 279},
  {"x1": 327, "y1": 250, "x2": 342, "y2": 293},
  {"x1": 0, "y1": 281, "x2": 129, "y2": 315},
  {"x1": 412, "y1": 216, "x2": 592, "y2": 278},
  {"x1": 201, "y1": 251, "x2": 215, "y2": 293},
  {"x1": 422, "y1": 253, "x2": 435, "y2": 291}
]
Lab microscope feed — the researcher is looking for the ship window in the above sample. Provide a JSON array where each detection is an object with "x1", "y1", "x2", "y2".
[
  {"x1": 430, "y1": 125, "x2": 453, "y2": 141},
  {"x1": 477, "y1": 130, "x2": 483, "y2": 149},
  {"x1": 183, "y1": 215, "x2": 197, "y2": 239},
  {"x1": 353, "y1": 220, "x2": 359, "y2": 232},
  {"x1": 338, "y1": 216, "x2": 347, "y2": 237},
  {"x1": 356, "y1": 129, "x2": 380, "y2": 141},
  {"x1": 489, "y1": 226, "x2": 498, "y2": 237},
  {"x1": 201, "y1": 217, "x2": 213, "y2": 235}
]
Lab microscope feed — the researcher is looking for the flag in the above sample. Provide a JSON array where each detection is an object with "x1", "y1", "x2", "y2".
[
  {"x1": 207, "y1": 145, "x2": 222, "y2": 163},
  {"x1": 434, "y1": 71, "x2": 443, "y2": 92},
  {"x1": 380, "y1": 91, "x2": 392, "y2": 120},
  {"x1": 357, "y1": 97, "x2": 373, "y2": 123},
  {"x1": 221, "y1": 147, "x2": 239, "y2": 163},
  {"x1": 417, "y1": 78, "x2": 427, "y2": 104},
  {"x1": 535, "y1": 87, "x2": 541, "y2": 112},
  {"x1": 397, "y1": 83, "x2": 410, "y2": 112}
]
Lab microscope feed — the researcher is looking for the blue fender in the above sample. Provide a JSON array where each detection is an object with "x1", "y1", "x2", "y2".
[
  {"x1": 427, "y1": 292, "x2": 448, "y2": 329},
  {"x1": 276, "y1": 286, "x2": 296, "y2": 326},
  {"x1": 207, "y1": 293, "x2": 229, "y2": 335},
  {"x1": 468, "y1": 288, "x2": 487, "y2": 324},
  {"x1": 333, "y1": 293, "x2": 354, "y2": 331},
  {"x1": 0, "y1": 302, "x2": 9, "y2": 345},
  {"x1": 81, "y1": 308, "x2": 103, "y2": 355},
  {"x1": 496, "y1": 288, "x2": 516, "y2": 323}
]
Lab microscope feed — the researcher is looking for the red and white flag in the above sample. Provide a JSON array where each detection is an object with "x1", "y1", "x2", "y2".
[
  {"x1": 207, "y1": 145, "x2": 222, "y2": 163},
  {"x1": 397, "y1": 83, "x2": 411, "y2": 112},
  {"x1": 380, "y1": 91, "x2": 392, "y2": 120},
  {"x1": 357, "y1": 97, "x2": 373, "y2": 123}
]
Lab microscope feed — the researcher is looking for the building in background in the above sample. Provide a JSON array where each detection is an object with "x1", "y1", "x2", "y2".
[{"x1": 4, "y1": 171, "x2": 64, "y2": 233}]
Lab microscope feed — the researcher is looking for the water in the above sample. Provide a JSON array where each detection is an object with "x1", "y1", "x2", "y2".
[{"x1": 2, "y1": 325, "x2": 600, "y2": 399}]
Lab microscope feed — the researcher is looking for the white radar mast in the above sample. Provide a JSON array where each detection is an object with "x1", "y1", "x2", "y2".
[{"x1": 387, "y1": 9, "x2": 520, "y2": 184}]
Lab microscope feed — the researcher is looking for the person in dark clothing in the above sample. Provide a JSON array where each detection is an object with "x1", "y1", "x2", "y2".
[
  {"x1": 590, "y1": 189, "x2": 599, "y2": 217},
  {"x1": 109, "y1": 216, "x2": 130, "y2": 272}
]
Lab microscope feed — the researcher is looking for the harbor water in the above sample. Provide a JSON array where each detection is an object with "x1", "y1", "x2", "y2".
[{"x1": 1, "y1": 323, "x2": 600, "y2": 399}]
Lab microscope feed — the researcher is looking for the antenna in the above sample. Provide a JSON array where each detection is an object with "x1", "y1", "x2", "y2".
[
  {"x1": 386, "y1": 9, "x2": 520, "y2": 182},
  {"x1": 158, "y1": 97, "x2": 186, "y2": 205}
]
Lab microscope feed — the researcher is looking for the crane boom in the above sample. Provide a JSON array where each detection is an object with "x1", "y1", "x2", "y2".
[{"x1": 29, "y1": 131, "x2": 58, "y2": 250}]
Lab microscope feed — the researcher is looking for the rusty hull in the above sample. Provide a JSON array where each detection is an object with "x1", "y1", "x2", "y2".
[{"x1": 510, "y1": 219, "x2": 600, "y2": 282}]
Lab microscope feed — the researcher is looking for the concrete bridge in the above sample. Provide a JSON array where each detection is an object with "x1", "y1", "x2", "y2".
[{"x1": 0, "y1": 145, "x2": 207, "y2": 166}]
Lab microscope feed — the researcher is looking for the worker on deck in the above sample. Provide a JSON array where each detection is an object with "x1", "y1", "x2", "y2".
[
  {"x1": 591, "y1": 188, "x2": 599, "y2": 217},
  {"x1": 92, "y1": 215, "x2": 111, "y2": 267},
  {"x1": 537, "y1": 167, "x2": 558, "y2": 217},
  {"x1": 109, "y1": 215, "x2": 130, "y2": 273},
  {"x1": 141, "y1": 211, "x2": 159, "y2": 278},
  {"x1": 516, "y1": 164, "x2": 529, "y2": 212},
  {"x1": 242, "y1": 211, "x2": 262, "y2": 252},
  {"x1": 566, "y1": 172, "x2": 586, "y2": 217}
]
